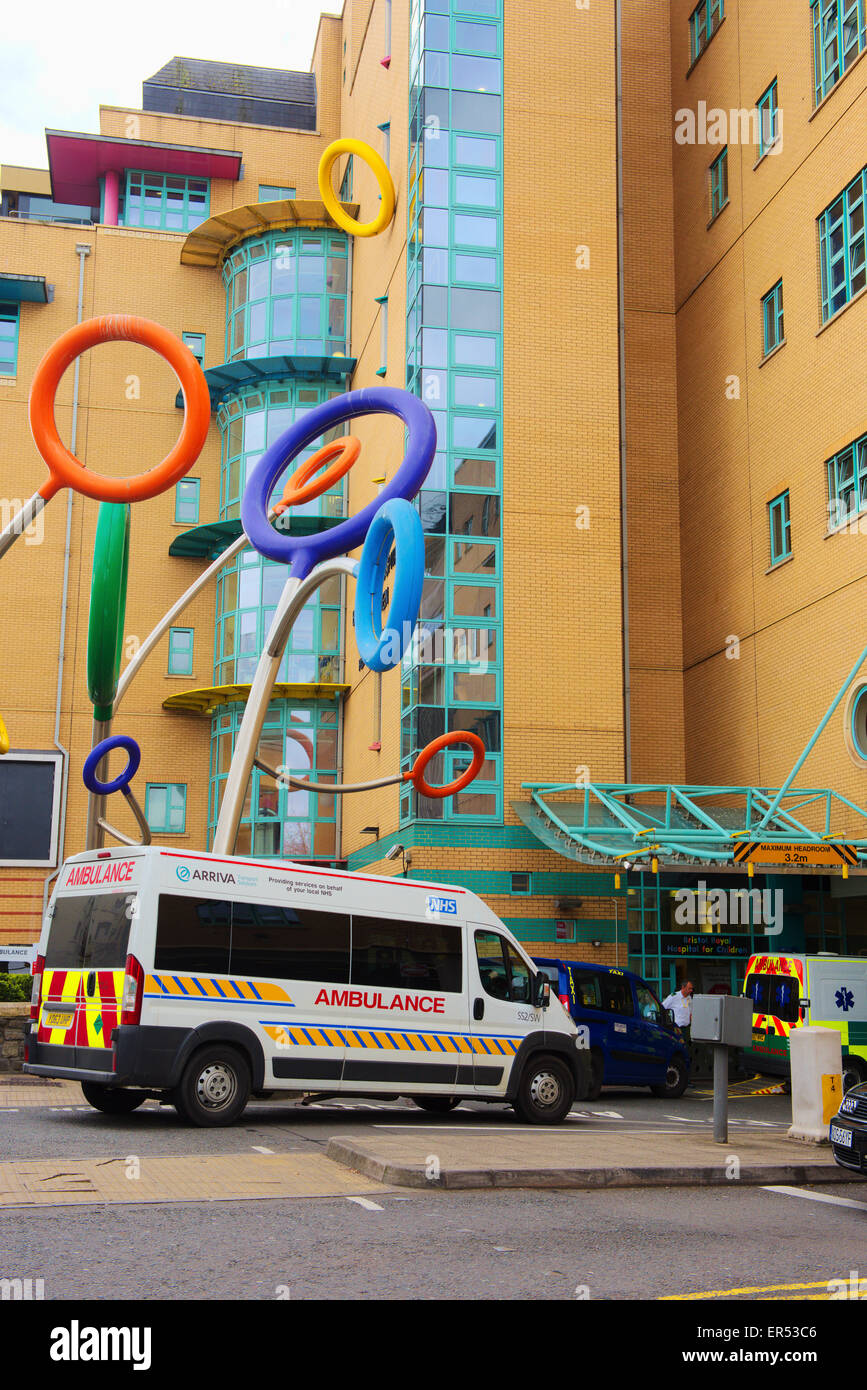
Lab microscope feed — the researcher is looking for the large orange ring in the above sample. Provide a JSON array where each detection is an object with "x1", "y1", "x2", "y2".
[
  {"x1": 273, "y1": 436, "x2": 361, "y2": 513},
  {"x1": 405, "y1": 732, "x2": 486, "y2": 800},
  {"x1": 29, "y1": 316, "x2": 211, "y2": 503}
]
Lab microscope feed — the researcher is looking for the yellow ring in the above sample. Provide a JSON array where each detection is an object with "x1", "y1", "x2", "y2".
[
  {"x1": 0, "y1": 716, "x2": 8, "y2": 755},
  {"x1": 318, "y1": 138, "x2": 396, "y2": 238}
]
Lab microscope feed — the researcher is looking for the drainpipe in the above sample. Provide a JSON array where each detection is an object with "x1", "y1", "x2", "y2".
[
  {"x1": 42, "y1": 242, "x2": 91, "y2": 918},
  {"x1": 615, "y1": 0, "x2": 632, "y2": 783}
]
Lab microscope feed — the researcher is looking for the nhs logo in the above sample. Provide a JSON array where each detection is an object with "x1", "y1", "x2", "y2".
[{"x1": 426, "y1": 894, "x2": 458, "y2": 918}]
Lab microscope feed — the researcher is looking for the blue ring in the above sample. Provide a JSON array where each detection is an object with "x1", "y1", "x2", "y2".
[
  {"x1": 355, "y1": 499, "x2": 425, "y2": 673},
  {"x1": 241, "y1": 386, "x2": 436, "y2": 580},
  {"x1": 83, "y1": 735, "x2": 141, "y2": 796}
]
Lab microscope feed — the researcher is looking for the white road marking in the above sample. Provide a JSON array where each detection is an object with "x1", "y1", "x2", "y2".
[
  {"x1": 346, "y1": 1196, "x2": 383, "y2": 1211},
  {"x1": 763, "y1": 1186, "x2": 867, "y2": 1213},
  {"x1": 251, "y1": 1145, "x2": 274, "y2": 1155},
  {"x1": 0, "y1": 1107, "x2": 19, "y2": 1113}
]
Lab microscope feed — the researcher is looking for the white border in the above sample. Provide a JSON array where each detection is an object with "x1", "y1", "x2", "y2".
[{"x1": 0, "y1": 751, "x2": 63, "y2": 867}]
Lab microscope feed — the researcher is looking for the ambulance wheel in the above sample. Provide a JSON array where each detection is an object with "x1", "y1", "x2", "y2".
[
  {"x1": 411, "y1": 1096, "x2": 461, "y2": 1113},
  {"x1": 650, "y1": 1056, "x2": 688, "y2": 1099},
  {"x1": 843, "y1": 1057, "x2": 867, "y2": 1093},
  {"x1": 513, "y1": 1055, "x2": 575, "y2": 1125},
  {"x1": 81, "y1": 1083, "x2": 147, "y2": 1114},
  {"x1": 173, "y1": 1045, "x2": 251, "y2": 1127}
]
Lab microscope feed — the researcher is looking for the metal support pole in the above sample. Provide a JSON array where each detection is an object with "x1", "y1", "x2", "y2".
[{"x1": 713, "y1": 1044, "x2": 729, "y2": 1144}]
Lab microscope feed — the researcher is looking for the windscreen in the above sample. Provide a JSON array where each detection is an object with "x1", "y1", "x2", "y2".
[{"x1": 45, "y1": 893, "x2": 134, "y2": 969}]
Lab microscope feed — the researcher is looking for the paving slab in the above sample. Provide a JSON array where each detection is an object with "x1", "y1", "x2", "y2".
[
  {"x1": 325, "y1": 1125, "x2": 857, "y2": 1191},
  {"x1": 0, "y1": 1080, "x2": 85, "y2": 1108},
  {"x1": 0, "y1": 1152, "x2": 391, "y2": 1208}
]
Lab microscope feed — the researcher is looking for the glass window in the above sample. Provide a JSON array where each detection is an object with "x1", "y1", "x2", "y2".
[
  {"x1": 229, "y1": 903, "x2": 350, "y2": 981},
  {"x1": 812, "y1": 0, "x2": 866, "y2": 105},
  {"x1": 168, "y1": 627, "x2": 194, "y2": 676},
  {"x1": 0, "y1": 304, "x2": 19, "y2": 376},
  {"x1": 451, "y1": 91, "x2": 501, "y2": 134},
  {"x1": 474, "y1": 931, "x2": 532, "y2": 1003},
  {"x1": 710, "y1": 148, "x2": 729, "y2": 220},
  {"x1": 145, "y1": 783, "x2": 187, "y2": 833},
  {"x1": 455, "y1": 135, "x2": 498, "y2": 168},
  {"x1": 827, "y1": 432, "x2": 867, "y2": 525},
  {"x1": 636, "y1": 983, "x2": 664, "y2": 1022},
  {"x1": 154, "y1": 894, "x2": 231, "y2": 973},
  {"x1": 768, "y1": 490, "x2": 792, "y2": 564},
  {"x1": 45, "y1": 893, "x2": 134, "y2": 969},
  {"x1": 121, "y1": 171, "x2": 210, "y2": 232},
  {"x1": 175, "y1": 478, "x2": 200, "y2": 525},
  {"x1": 452, "y1": 54, "x2": 501, "y2": 93},
  {"x1": 757, "y1": 79, "x2": 779, "y2": 156},
  {"x1": 351, "y1": 916, "x2": 462, "y2": 992},
  {"x1": 455, "y1": 253, "x2": 498, "y2": 285},
  {"x1": 690, "y1": 0, "x2": 725, "y2": 63},
  {"x1": 454, "y1": 333, "x2": 497, "y2": 367},
  {"x1": 455, "y1": 19, "x2": 498, "y2": 52},
  {"x1": 182, "y1": 332, "x2": 205, "y2": 367},
  {"x1": 762, "y1": 279, "x2": 785, "y2": 355},
  {"x1": 259, "y1": 185, "x2": 297, "y2": 200},
  {"x1": 453, "y1": 214, "x2": 498, "y2": 249},
  {"x1": 455, "y1": 174, "x2": 498, "y2": 207},
  {"x1": 818, "y1": 167, "x2": 867, "y2": 322}
]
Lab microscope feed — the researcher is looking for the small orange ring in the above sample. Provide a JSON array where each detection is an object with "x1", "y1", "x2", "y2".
[
  {"x1": 405, "y1": 732, "x2": 486, "y2": 800},
  {"x1": 273, "y1": 436, "x2": 361, "y2": 513},
  {"x1": 29, "y1": 316, "x2": 211, "y2": 503}
]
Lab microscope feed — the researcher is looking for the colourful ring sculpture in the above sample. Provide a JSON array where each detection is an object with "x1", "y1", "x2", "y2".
[
  {"x1": 83, "y1": 735, "x2": 141, "y2": 797},
  {"x1": 406, "y1": 732, "x2": 487, "y2": 800},
  {"x1": 354, "y1": 498, "x2": 425, "y2": 673},
  {"x1": 241, "y1": 386, "x2": 436, "y2": 580},
  {"x1": 29, "y1": 316, "x2": 211, "y2": 503},
  {"x1": 273, "y1": 437, "x2": 361, "y2": 514},
  {"x1": 318, "y1": 138, "x2": 396, "y2": 238},
  {"x1": 87, "y1": 503, "x2": 131, "y2": 722},
  {"x1": 0, "y1": 716, "x2": 8, "y2": 756}
]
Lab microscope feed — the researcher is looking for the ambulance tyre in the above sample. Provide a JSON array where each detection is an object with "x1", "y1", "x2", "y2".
[
  {"x1": 843, "y1": 1057, "x2": 867, "y2": 1093},
  {"x1": 513, "y1": 1054, "x2": 576, "y2": 1125},
  {"x1": 650, "y1": 1055, "x2": 688, "y2": 1099},
  {"x1": 411, "y1": 1096, "x2": 461, "y2": 1113},
  {"x1": 81, "y1": 1083, "x2": 147, "y2": 1114},
  {"x1": 173, "y1": 1045, "x2": 251, "y2": 1127}
]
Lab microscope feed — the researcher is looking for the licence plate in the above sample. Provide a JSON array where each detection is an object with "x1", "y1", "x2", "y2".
[
  {"x1": 43, "y1": 1010, "x2": 74, "y2": 1028},
  {"x1": 831, "y1": 1124, "x2": 853, "y2": 1148}
]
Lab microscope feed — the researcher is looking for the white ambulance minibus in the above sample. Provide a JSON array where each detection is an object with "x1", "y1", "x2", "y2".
[{"x1": 24, "y1": 846, "x2": 590, "y2": 1126}]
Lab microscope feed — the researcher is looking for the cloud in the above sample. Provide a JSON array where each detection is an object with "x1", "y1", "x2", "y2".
[{"x1": 1, "y1": 0, "x2": 332, "y2": 168}]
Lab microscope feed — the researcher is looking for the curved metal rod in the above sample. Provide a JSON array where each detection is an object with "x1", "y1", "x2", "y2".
[
  {"x1": 212, "y1": 557, "x2": 359, "y2": 856},
  {"x1": 97, "y1": 786, "x2": 152, "y2": 848},
  {"x1": 253, "y1": 756, "x2": 402, "y2": 796}
]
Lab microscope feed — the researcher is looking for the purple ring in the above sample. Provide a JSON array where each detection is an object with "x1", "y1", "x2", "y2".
[{"x1": 241, "y1": 386, "x2": 437, "y2": 579}]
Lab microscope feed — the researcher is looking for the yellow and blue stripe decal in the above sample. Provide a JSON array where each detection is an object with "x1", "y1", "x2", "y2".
[
  {"x1": 145, "y1": 973, "x2": 294, "y2": 1006},
  {"x1": 261, "y1": 1023, "x2": 521, "y2": 1054}
]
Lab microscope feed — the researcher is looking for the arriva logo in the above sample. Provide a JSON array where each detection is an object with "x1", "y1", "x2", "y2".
[{"x1": 176, "y1": 866, "x2": 191, "y2": 882}]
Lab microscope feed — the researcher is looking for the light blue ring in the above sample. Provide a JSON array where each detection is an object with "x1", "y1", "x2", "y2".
[{"x1": 355, "y1": 499, "x2": 424, "y2": 673}]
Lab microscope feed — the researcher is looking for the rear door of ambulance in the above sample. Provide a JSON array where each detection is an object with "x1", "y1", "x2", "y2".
[{"x1": 38, "y1": 856, "x2": 142, "y2": 1076}]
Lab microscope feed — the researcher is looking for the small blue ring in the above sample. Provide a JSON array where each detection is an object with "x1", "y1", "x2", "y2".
[
  {"x1": 83, "y1": 736, "x2": 141, "y2": 796},
  {"x1": 355, "y1": 499, "x2": 425, "y2": 673}
]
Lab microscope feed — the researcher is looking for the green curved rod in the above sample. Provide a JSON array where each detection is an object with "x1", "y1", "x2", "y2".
[{"x1": 87, "y1": 502, "x2": 131, "y2": 721}]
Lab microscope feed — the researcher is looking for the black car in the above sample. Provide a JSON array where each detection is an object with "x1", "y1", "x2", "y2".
[{"x1": 830, "y1": 1081, "x2": 867, "y2": 1175}]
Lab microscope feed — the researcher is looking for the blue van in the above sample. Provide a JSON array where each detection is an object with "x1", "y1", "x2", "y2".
[{"x1": 533, "y1": 959, "x2": 691, "y2": 1100}]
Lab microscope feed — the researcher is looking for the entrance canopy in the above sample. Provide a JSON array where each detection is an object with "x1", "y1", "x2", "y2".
[{"x1": 514, "y1": 783, "x2": 867, "y2": 872}]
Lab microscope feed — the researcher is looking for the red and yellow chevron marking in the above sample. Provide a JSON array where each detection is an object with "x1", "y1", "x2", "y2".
[
  {"x1": 262, "y1": 1024, "x2": 521, "y2": 1054},
  {"x1": 39, "y1": 968, "x2": 124, "y2": 1049},
  {"x1": 145, "y1": 973, "x2": 293, "y2": 1005}
]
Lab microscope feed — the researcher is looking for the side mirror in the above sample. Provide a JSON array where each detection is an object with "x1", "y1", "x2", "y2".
[{"x1": 534, "y1": 975, "x2": 551, "y2": 1009}]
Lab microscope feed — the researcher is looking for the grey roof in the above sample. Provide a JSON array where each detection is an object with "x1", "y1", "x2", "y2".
[{"x1": 143, "y1": 58, "x2": 316, "y2": 131}]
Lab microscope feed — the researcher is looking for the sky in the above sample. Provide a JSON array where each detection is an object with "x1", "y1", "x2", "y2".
[{"x1": 1, "y1": 0, "x2": 338, "y2": 169}]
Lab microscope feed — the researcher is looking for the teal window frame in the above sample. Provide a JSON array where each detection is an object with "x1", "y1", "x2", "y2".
[
  {"x1": 378, "y1": 296, "x2": 389, "y2": 375},
  {"x1": 174, "y1": 477, "x2": 200, "y2": 525},
  {"x1": 818, "y1": 167, "x2": 867, "y2": 322},
  {"x1": 208, "y1": 703, "x2": 339, "y2": 860},
  {"x1": 258, "y1": 185, "x2": 297, "y2": 201},
  {"x1": 0, "y1": 303, "x2": 19, "y2": 376},
  {"x1": 827, "y1": 432, "x2": 867, "y2": 527},
  {"x1": 168, "y1": 627, "x2": 194, "y2": 677},
  {"x1": 757, "y1": 79, "x2": 779, "y2": 157},
  {"x1": 762, "y1": 280, "x2": 785, "y2": 355},
  {"x1": 377, "y1": 122, "x2": 391, "y2": 166},
  {"x1": 145, "y1": 783, "x2": 187, "y2": 834},
  {"x1": 768, "y1": 491, "x2": 792, "y2": 565},
  {"x1": 121, "y1": 171, "x2": 209, "y2": 232},
  {"x1": 222, "y1": 228, "x2": 349, "y2": 362},
  {"x1": 710, "y1": 148, "x2": 729, "y2": 221},
  {"x1": 690, "y1": 0, "x2": 724, "y2": 62},
  {"x1": 339, "y1": 156, "x2": 353, "y2": 202},
  {"x1": 182, "y1": 331, "x2": 205, "y2": 367},
  {"x1": 812, "y1": 0, "x2": 866, "y2": 105}
]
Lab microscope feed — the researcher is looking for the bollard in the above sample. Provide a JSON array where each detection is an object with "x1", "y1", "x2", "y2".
[{"x1": 788, "y1": 1025, "x2": 843, "y2": 1143}]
